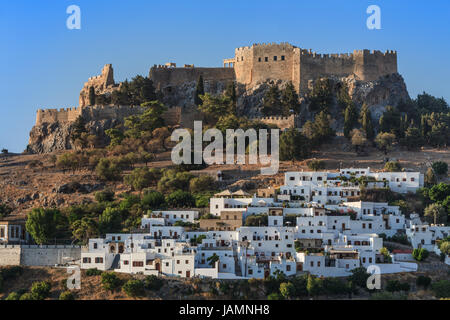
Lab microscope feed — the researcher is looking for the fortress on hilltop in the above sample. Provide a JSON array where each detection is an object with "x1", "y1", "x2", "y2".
[
  {"x1": 34, "y1": 42, "x2": 398, "y2": 128},
  {"x1": 150, "y1": 42, "x2": 398, "y2": 95}
]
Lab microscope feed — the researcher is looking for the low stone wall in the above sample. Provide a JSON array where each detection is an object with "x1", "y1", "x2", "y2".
[
  {"x1": 0, "y1": 245, "x2": 21, "y2": 266},
  {"x1": 0, "y1": 245, "x2": 81, "y2": 266}
]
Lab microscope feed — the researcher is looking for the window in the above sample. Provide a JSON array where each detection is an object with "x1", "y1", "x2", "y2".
[
  {"x1": 185, "y1": 260, "x2": 189, "y2": 264},
  {"x1": 223, "y1": 264, "x2": 227, "y2": 268},
  {"x1": 133, "y1": 261, "x2": 144, "y2": 267},
  {"x1": 124, "y1": 260, "x2": 129, "y2": 265},
  {"x1": 95, "y1": 257, "x2": 103, "y2": 264},
  {"x1": 264, "y1": 57, "x2": 268, "y2": 62},
  {"x1": 83, "y1": 257, "x2": 91, "y2": 263},
  {"x1": 273, "y1": 56, "x2": 277, "y2": 61},
  {"x1": 289, "y1": 176, "x2": 295, "y2": 181},
  {"x1": 93, "y1": 243, "x2": 98, "y2": 249},
  {"x1": 317, "y1": 262, "x2": 321, "y2": 267},
  {"x1": 258, "y1": 57, "x2": 261, "y2": 62},
  {"x1": 281, "y1": 55, "x2": 285, "y2": 60},
  {"x1": 286, "y1": 265, "x2": 291, "y2": 271},
  {"x1": 177, "y1": 260, "x2": 180, "y2": 264},
  {"x1": 165, "y1": 262, "x2": 169, "y2": 267},
  {"x1": 310, "y1": 261, "x2": 314, "y2": 267},
  {"x1": 248, "y1": 269, "x2": 253, "y2": 275}
]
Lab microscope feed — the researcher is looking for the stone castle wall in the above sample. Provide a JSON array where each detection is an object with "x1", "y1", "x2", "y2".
[
  {"x1": 149, "y1": 66, "x2": 235, "y2": 90},
  {"x1": 250, "y1": 114, "x2": 297, "y2": 130},
  {"x1": 229, "y1": 43, "x2": 398, "y2": 94}
]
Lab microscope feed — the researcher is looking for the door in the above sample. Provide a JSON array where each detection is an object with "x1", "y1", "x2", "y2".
[{"x1": 186, "y1": 271, "x2": 190, "y2": 278}]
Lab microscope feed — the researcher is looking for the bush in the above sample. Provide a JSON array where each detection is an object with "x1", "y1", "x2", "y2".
[
  {"x1": 384, "y1": 161, "x2": 402, "y2": 172},
  {"x1": 86, "y1": 268, "x2": 103, "y2": 276},
  {"x1": 95, "y1": 189, "x2": 115, "y2": 203},
  {"x1": 101, "y1": 272, "x2": 121, "y2": 292},
  {"x1": 144, "y1": 275, "x2": 164, "y2": 291},
  {"x1": 123, "y1": 279, "x2": 146, "y2": 298},
  {"x1": 412, "y1": 248, "x2": 429, "y2": 261},
  {"x1": 189, "y1": 175, "x2": 216, "y2": 194},
  {"x1": 267, "y1": 292, "x2": 283, "y2": 300},
  {"x1": 432, "y1": 161, "x2": 448, "y2": 176},
  {"x1": 5, "y1": 292, "x2": 21, "y2": 300},
  {"x1": 370, "y1": 291, "x2": 407, "y2": 300},
  {"x1": 19, "y1": 292, "x2": 35, "y2": 300},
  {"x1": 385, "y1": 280, "x2": 410, "y2": 292},
  {"x1": 279, "y1": 282, "x2": 295, "y2": 299},
  {"x1": 432, "y1": 280, "x2": 450, "y2": 298},
  {"x1": 244, "y1": 214, "x2": 268, "y2": 227},
  {"x1": 307, "y1": 160, "x2": 325, "y2": 171},
  {"x1": 59, "y1": 291, "x2": 75, "y2": 300},
  {"x1": 141, "y1": 190, "x2": 166, "y2": 209},
  {"x1": 416, "y1": 275, "x2": 432, "y2": 289},
  {"x1": 166, "y1": 190, "x2": 195, "y2": 208},
  {"x1": 30, "y1": 281, "x2": 51, "y2": 300}
]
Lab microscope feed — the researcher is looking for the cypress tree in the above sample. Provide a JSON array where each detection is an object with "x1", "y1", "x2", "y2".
[
  {"x1": 88, "y1": 86, "x2": 96, "y2": 106},
  {"x1": 360, "y1": 104, "x2": 375, "y2": 141},
  {"x1": 194, "y1": 75, "x2": 205, "y2": 106}
]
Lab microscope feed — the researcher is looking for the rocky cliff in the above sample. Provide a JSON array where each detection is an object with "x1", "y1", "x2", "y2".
[
  {"x1": 27, "y1": 119, "x2": 121, "y2": 154},
  {"x1": 27, "y1": 72, "x2": 410, "y2": 153}
]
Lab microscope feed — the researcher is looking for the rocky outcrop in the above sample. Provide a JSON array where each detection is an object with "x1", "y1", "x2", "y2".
[{"x1": 27, "y1": 119, "x2": 121, "y2": 154}]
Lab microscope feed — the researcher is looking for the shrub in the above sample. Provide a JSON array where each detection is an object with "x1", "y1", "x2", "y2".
[
  {"x1": 123, "y1": 279, "x2": 146, "y2": 298},
  {"x1": 384, "y1": 161, "x2": 402, "y2": 172},
  {"x1": 416, "y1": 275, "x2": 432, "y2": 289},
  {"x1": 95, "y1": 189, "x2": 115, "y2": 203},
  {"x1": 19, "y1": 292, "x2": 35, "y2": 300},
  {"x1": 370, "y1": 291, "x2": 407, "y2": 300},
  {"x1": 412, "y1": 248, "x2": 429, "y2": 261},
  {"x1": 385, "y1": 280, "x2": 410, "y2": 292},
  {"x1": 307, "y1": 159, "x2": 325, "y2": 171},
  {"x1": 267, "y1": 292, "x2": 283, "y2": 300},
  {"x1": 59, "y1": 291, "x2": 75, "y2": 300},
  {"x1": 279, "y1": 282, "x2": 295, "y2": 300},
  {"x1": 432, "y1": 280, "x2": 450, "y2": 298},
  {"x1": 86, "y1": 268, "x2": 103, "y2": 276},
  {"x1": 189, "y1": 175, "x2": 216, "y2": 194},
  {"x1": 144, "y1": 275, "x2": 164, "y2": 291},
  {"x1": 101, "y1": 272, "x2": 121, "y2": 292},
  {"x1": 141, "y1": 190, "x2": 166, "y2": 209},
  {"x1": 5, "y1": 292, "x2": 21, "y2": 300},
  {"x1": 432, "y1": 161, "x2": 448, "y2": 176},
  {"x1": 30, "y1": 281, "x2": 51, "y2": 300},
  {"x1": 166, "y1": 190, "x2": 195, "y2": 208}
]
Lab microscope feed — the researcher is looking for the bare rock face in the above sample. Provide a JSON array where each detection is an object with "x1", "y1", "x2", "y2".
[
  {"x1": 345, "y1": 73, "x2": 410, "y2": 120},
  {"x1": 27, "y1": 119, "x2": 121, "y2": 154}
]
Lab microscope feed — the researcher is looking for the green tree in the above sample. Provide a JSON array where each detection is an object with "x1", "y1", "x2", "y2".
[
  {"x1": 26, "y1": 208, "x2": 65, "y2": 245},
  {"x1": 425, "y1": 167, "x2": 437, "y2": 186},
  {"x1": 424, "y1": 203, "x2": 447, "y2": 225},
  {"x1": 379, "y1": 106, "x2": 401, "y2": 135},
  {"x1": 189, "y1": 175, "x2": 216, "y2": 194},
  {"x1": 124, "y1": 101, "x2": 167, "y2": 138},
  {"x1": 144, "y1": 275, "x2": 164, "y2": 291},
  {"x1": 432, "y1": 161, "x2": 448, "y2": 176},
  {"x1": 384, "y1": 161, "x2": 402, "y2": 172},
  {"x1": 309, "y1": 78, "x2": 333, "y2": 113},
  {"x1": 95, "y1": 158, "x2": 122, "y2": 181},
  {"x1": 343, "y1": 103, "x2": 358, "y2": 138},
  {"x1": 122, "y1": 279, "x2": 146, "y2": 298},
  {"x1": 307, "y1": 159, "x2": 325, "y2": 171},
  {"x1": 401, "y1": 126, "x2": 423, "y2": 150},
  {"x1": 101, "y1": 272, "x2": 121, "y2": 292},
  {"x1": 306, "y1": 275, "x2": 323, "y2": 297},
  {"x1": 198, "y1": 93, "x2": 233, "y2": 124},
  {"x1": 124, "y1": 167, "x2": 156, "y2": 192},
  {"x1": 281, "y1": 81, "x2": 300, "y2": 114},
  {"x1": 105, "y1": 128, "x2": 125, "y2": 147},
  {"x1": 432, "y1": 280, "x2": 450, "y2": 298},
  {"x1": 225, "y1": 81, "x2": 237, "y2": 109},
  {"x1": 350, "y1": 129, "x2": 368, "y2": 154},
  {"x1": 194, "y1": 75, "x2": 205, "y2": 106},
  {"x1": 59, "y1": 291, "x2": 75, "y2": 300},
  {"x1": 279, "y1": 282, "x2": 295, "y2": 300},
  {"x1": 262, "y1": 85, "x2": 283, "y2": 116},
  {"x1": 360, "y1": 104, "x2": 375, "y2": 141},
  {"x1": 279, "y1": 128, "x2": 310, "y2": 162},
  {"x1": 166, "y1": 190, "x2": 195, "y2": 208},
  {"x1": 416, "y1": 275, "x2": 432, "y2": 289},
  {"x1": 71, "y1": 217, "x2": 98, "y2": 245},
  {"x1": 141, "y1": 190, "x2": 166, "y2": 210},
  {"x1": 31, "y1": 281, "x2": 51, "y2": 300},
  {"x1": 207, "y1": 253, "x2": 219, "y2": 267},
  {"x1": 412, "y1": 248, "x2": 429, "y2": 261},
  {"x1": 99, "y1": 207, "x2": 123, "y2": 234},
  {"x1": 375, "y1": 132, "x2": 396, "y2": 155}
]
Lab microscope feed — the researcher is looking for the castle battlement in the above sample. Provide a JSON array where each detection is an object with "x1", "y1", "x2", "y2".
[{"x1": 229, "y1": 42, "x2": 398, "y2": 94}]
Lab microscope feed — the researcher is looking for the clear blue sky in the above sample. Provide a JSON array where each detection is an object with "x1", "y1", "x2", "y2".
[{"x1": 1, "y1": 0, "x2": 449, "y2": 152}]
